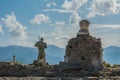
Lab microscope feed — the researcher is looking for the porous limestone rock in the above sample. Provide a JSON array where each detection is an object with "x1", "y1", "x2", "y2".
[{"x1": 63, "y1": 20, "x2": 103, "y2": 72}]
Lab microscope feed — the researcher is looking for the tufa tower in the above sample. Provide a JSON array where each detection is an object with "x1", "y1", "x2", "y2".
[{"x1": 60, "y1": 20, "x2": 103, "y2": 72}]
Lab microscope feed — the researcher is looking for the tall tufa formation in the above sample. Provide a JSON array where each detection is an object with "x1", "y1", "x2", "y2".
[{"x1": 63, "y1": 20, "x2": 103, "y2": 72}]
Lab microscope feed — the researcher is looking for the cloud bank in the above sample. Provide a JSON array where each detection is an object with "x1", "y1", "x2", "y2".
[
  {"x1": 62, "y1": 0, "x2": 88, "y2": 10},
  {"x1": 0, "y1": 25, "x2": 3, "y2": 34},
  {"x1": 46, "y1": 2, "x2": 57, "y2": 7},
  {"x1": 87, "y1": 0, "x2": 120, "y2": 18},
  {"x1": 31, "y1": 14, "x2": 50, "y2": 25},
  {"x1": 1, "y1": 12, "x2": 27, "y2": 40},
  {"x1": 69, "y1": 12, "x2": 81, "y2": 24}
]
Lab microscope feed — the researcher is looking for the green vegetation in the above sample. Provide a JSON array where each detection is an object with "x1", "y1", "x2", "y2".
[
  {"x1": 103, "y1": 61, "x2": 118, "y2": 68},
  {"x1": 113, "y1": 64, "x2": 118, "y2": 68},
  {"x1": 103, "y1": 61, "x2": 111, "y2": 67},
  {"x1": 15, "y1": 61, "x2": 23, "y2": 65}
]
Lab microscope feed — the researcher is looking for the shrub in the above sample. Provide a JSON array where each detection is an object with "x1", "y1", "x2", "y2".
[{"x1": 103, "y1": 61, "x2": 111, "y2": 68}]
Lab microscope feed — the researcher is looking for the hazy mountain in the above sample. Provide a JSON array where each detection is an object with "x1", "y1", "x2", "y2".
[
  {"x1": 0, "y1": 45, "x2": 120, "y2": 65},
  {"x1": 0, "y1": 45, "x2": 65, "y2": 64},
  {"x1": 103, "y1": 46, "x2": 120, "y2": 65}
]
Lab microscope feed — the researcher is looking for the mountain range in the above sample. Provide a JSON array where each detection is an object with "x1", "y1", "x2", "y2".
[
  {"x1": 0, "y1": 45, "x2": 120, "y2": 65},
  {"x1": 103, "y1": 46, "x2": 120, "y2": 65},
  {"x1": 0, "y1": 45, "x2": 65, "y2": 64}
]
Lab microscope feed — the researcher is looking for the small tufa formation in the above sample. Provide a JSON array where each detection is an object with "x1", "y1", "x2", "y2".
[
  {"x1": 63, "y1": 20, "x2": 103, "y2": 72},
  {"x1": 77, "y1": 20, "x2": 90, "y2": 36},
  {"x1": 12, "y1": 55, "x2": 16, "y2": 64},
  {"x1": 79, "y1": 20, "x2": 90, "y2": 30}
]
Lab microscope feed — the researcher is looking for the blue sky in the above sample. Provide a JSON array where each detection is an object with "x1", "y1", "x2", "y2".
[{"x1": 0, "y1": 0, "x2": 120, "y2": 48}]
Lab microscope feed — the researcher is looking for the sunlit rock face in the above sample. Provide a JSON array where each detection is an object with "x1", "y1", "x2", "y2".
[
  {"x1": 80, "y1": 20, "x2": 90, "y2": 30},
  {"x1": 64, "y1": 20, "x2": 103, "y2": 71},
  {"x1": 77, "y1": 20, "x2": 90, "y2": 36}
]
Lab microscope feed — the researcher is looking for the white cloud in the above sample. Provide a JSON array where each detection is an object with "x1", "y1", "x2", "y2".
[
  {"x1": 0, "y1": 25, "x2": 4, "y2": 34},
  {"x1": 87, "y1": 0, "x2": 120, "y2": 18},
  {"x1": 1, "y1": 12, "x2": 27, "y2": 40},
  {"x1": 31, "y1": 14, "x2": 49, "y2": 25},
  {"x1": 69, "y1": 12, "x2": 81, "y2": 24},
  {"x1": 39, "y1": 25, "x2": 79, "y2": 48},
  {"x1": 40, "y1": 32, "x2": 70, "y2": 48},
  {"x1": 46, "y1": 2, "x2": 57, "y2": 7},
  {"x1": 62, "y1": 0, "x2": 88, "y2": 10},
  {"x1": 90, "y1": 24, "x2": 120, "y2": 48},
  {"x1": 42, "y1": 9, "x2": 74, "y2": 13},
  {"x1": 55, "y1": 21, "x2": 65, "y2": 26},
  {"x1": 43, "y1": 0, "x2": 88, "y2": 13},
  {"x1": 91, "y1": 24, "x2": 120, "y2": 28}
]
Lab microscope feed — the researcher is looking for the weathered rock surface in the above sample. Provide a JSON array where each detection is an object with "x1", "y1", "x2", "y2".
[
  {"x1": 1, "y1": 62, "x2": 120, "y2": 77},
  {"x1": 60, "y1": 20, "x2": 103, "y2": 73},
  {"x1": 63, "y1": 35, "x2": 103, "y2": 72},
  {"x1": 0, "y1": 63, "x2": 57, "y2": 77},
  {"x1": 0, "y1": 76, "x2": 120, "y2": 80}
]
